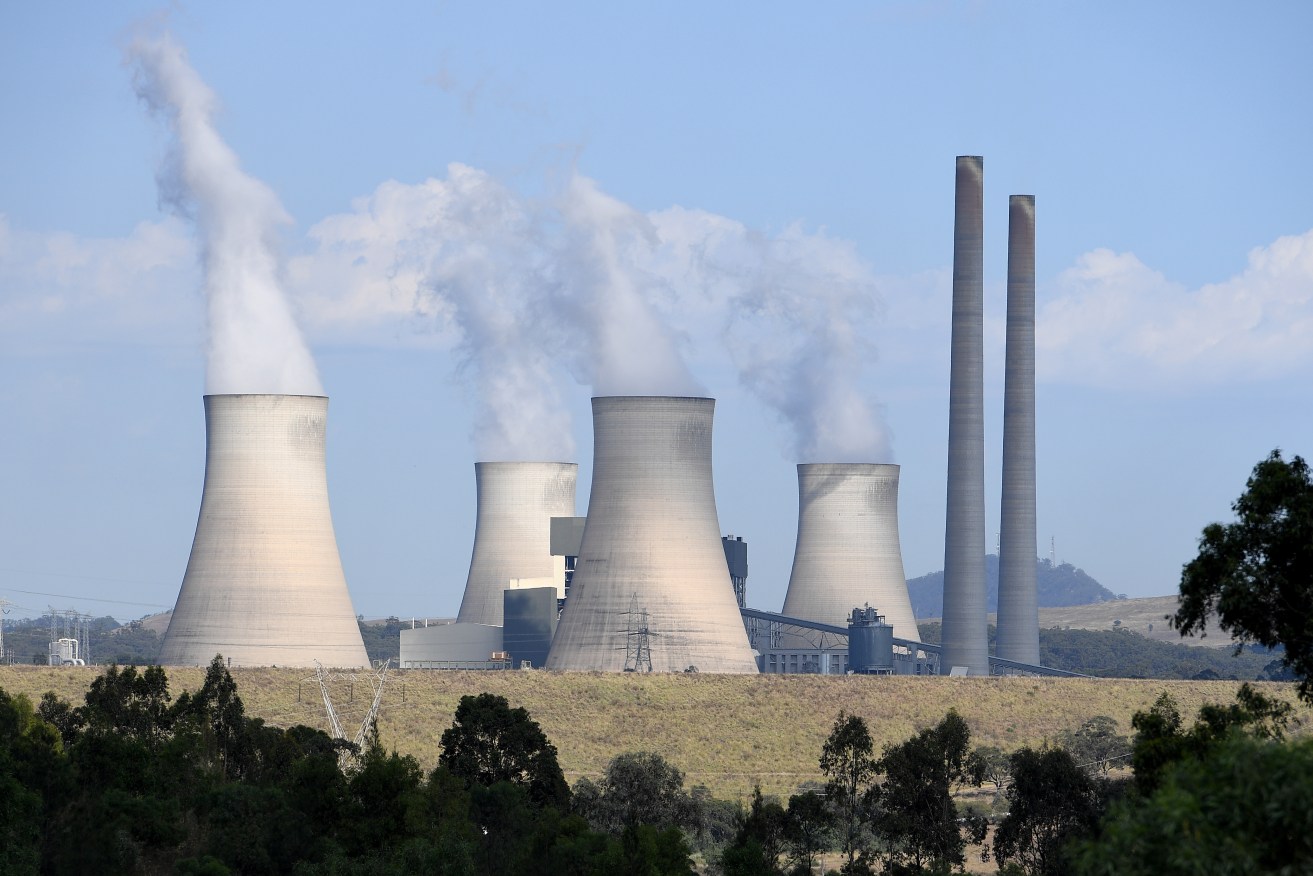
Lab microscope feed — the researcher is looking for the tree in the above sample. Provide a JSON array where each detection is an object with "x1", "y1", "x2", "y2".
[
  {"x1": 993, "y1": 747, "x2": 1108, "y2": 876},
  {"x1": 573, "y1": 751, "x2": 701, "y2": 836},
  {"x1": 1075, "y1": 735, "x2": 1313, "y2": 876},
  {"x1": 1175, "y1": 449, "x2": 1313, "y2": 701},
  {"x1": 438, "y1": 692, "x2": 570, "y2": 809},
  {"x1": 718, "y1": 786, "x2": 786, "y2": 875},
  {"x1": 972, "y1": 744, "x2": 1011, "y2": 789},
  {"x1": 1130, "y1": 684, "x2": 1292, "y2": 796},
  {"x1": 1058, "y1": 716, "x2": 1130, "y2": 774},
  {"x1": 819, "y1": 711, "x2": 878, "y2": 870},
  {"x1": 784, "y1": 790, "x2": 832, "y2": 875},
  {"x1": 869, "y1": 710, "x2": 987, "y2": 874}
]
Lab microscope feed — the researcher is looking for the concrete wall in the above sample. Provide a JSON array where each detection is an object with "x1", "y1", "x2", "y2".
[
  {"x1": 457, "y1": 462, "x2": 577, "y2": 626},
  {"x1": 160, "y1": 394, "x2": 369, "y2": 668},
  {"x1": 546, "y1": 397, "x2": 758, "y2": 673},
  {"x1": 780, "y1": 463, "x2": 919, "y2": 641}
]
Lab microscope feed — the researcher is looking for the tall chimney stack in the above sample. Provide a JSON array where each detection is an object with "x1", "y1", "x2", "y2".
[
  {"x1": 997, "y1": 195, "x2": 1039, "y2": 664},
  {"x1": 940, "y1": 156, "x2": 989, "y2": 675}
]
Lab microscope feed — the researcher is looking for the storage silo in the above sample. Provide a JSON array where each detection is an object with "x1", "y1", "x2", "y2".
[
  {"x1": 545, "y1": 396, "x2": 758, "y2": 673},
  {"x1": 456, "y1": 462, "x2": 578, "y2": 627},
  {"x1": 941, "y1": 155, "x2": 990, "y2": 676},
  {"x1": 780, "y1": 463, "x2": 919, "y2": 642},
  {"x1": 159, "y1": 394, "x2": 369, "y2": 668}
]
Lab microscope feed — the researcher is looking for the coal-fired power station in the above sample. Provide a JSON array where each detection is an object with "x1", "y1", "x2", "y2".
[
  {"x1": 159, "y1": 394, "x2": 369, "y2": 668},
  {"x1": 940, "y1": 155, "x2": 990, "y2": 676},
  {"x1": 996, "y1": 195, "x2": 1039, "y2": 664},
  {"x1": 456, "y1": 462, "x2": 578, "y2": 627},
  {"x1": 780, "y1": 464, "x2": 919, "y2": 641},
  {"x1": 545, "y1": 397, "x2": 758, "y2": 673}
]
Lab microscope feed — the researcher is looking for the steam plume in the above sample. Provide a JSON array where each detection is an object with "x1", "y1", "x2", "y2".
[{"x1": 128, "y1": 32, "x2": 321, "y2": 396}]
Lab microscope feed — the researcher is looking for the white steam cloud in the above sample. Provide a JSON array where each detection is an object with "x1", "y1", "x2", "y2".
[
  {"x1": 646, "y1": 209, "x2": 892, "y2": 461},
  {"x1": 128, "y1": 32, "x2": 321, "y2": 396},
  {"x1": 303, "y1": 171, "x2": 890, "y2": 462}
]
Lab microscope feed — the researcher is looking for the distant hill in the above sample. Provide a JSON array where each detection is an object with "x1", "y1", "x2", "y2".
[
  {"x1": 907, "y1": 555, "x2": 1119, "y2": 618},
  {"x1": 916, "y1": 621, "x2": 1279, "y2": 682}
]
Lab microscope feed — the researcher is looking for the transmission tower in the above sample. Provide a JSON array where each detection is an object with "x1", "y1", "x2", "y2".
[
  {"x1": 309, "y1": 659, "x2": 392, "y2": 770},
  {"x1": 0, "y1": 599, "x2": 10, "y2": 665},
  {"x1": 622, "y1": 594, "x2": 652, "y2": 673}
]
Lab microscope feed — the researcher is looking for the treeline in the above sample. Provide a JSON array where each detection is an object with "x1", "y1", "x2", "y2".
[
  {"x1": 916, "y1": 622, "x2": 1278, "y2": 680},
  {"x1": 4, "y1": 660, "x2": 1309, "y2": 874}
]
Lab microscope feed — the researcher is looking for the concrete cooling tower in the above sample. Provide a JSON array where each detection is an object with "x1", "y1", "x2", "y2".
[
  {"x1": 996, "y1": 195, "x2": 1040, "y2": 664},
  {"x1": 159, "y1": 394, "x2": 369, "y2": 668},
  {"x1": 545, "y1": 396, "x2": 758, "y2": 673},
  {"x1": 780, "y1": 463, "x2": 919, "y2": 642},
  {"x1": 456, "y1": 461, "x2": 578, "y2": 627},
  {"x1": 941, "y1": 155, "x2": 990, "y2": 676}
]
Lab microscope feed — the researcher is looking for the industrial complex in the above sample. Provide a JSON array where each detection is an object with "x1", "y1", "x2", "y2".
[{"x1": 153, "y1": 157, "x2": 1063, "y2": 679}]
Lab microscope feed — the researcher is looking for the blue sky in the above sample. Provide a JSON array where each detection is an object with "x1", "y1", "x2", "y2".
[{"x1": 2, "y1": 2, "x2": 1310, "y2": 623}]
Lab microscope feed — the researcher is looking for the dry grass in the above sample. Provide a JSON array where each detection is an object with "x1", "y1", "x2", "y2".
[
  {"x1": 2, "y1": 665, "x2": 1303, "y2": 801},
  {"x1": 1034, "y1": 595, "x2": 1233, "y2": 648}
]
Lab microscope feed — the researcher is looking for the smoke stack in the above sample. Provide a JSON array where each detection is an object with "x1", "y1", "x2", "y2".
[
  {"x1": 160, "y1": 395, "x2": 368, "y2": 668},
  {"x1": 780, "y1": 463, "x2": 919, "y2": 642},
  {"x1": 457, "y1": 462, "x2": 578, "y2": 626},
  {"x1": 941, "y1": 156, "x2": 989, "y2": 675},
  {"x1": 545, "y1": 397, "x2": 758, "y2": 673},
  {"x1": 997, "y1": 195, "x2": 1039, "y2": 663}
]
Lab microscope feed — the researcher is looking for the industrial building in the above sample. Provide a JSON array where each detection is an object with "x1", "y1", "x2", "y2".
[
  {"x1": 456, "y1": 462, "x2": 577, "y2": 626},
  {"x1": 780, "y1": 463, "x2": 919, "y2": 642},
  {"x1": 545, "y1": 396, "x2": 759, "y2": 673},
  {"x1": 160, "y1": 394, "x2": 369, "y2": 669}
]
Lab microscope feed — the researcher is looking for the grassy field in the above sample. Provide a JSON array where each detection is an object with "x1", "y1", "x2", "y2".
[
  {"x1": 2, "y1": 665, "x2": 1302, "y2": 802},
  {"x1": 919, "y1": 594, "x2": 1238, "y2": 649}
]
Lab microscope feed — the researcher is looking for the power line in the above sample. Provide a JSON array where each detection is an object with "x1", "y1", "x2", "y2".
[{"x1": 0, "y1": 586, "x2": 170, "y2": 609}]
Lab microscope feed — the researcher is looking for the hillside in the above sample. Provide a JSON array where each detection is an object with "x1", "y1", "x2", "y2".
[
  {"x1": 917, "y1": 622, "x2": 1275, "y2": 680},
  {"x1": 907, "y1": 555, "x2": 1119, "y2": 618},
  {"x1": 1, "y1": 665, "x2": 1303, "y2": 803}
]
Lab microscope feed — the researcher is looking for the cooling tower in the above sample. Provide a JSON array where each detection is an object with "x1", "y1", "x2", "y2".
[
  {"x1": 996, "y1": 195, "x2": 1039, "y2": 664},
  {"x1": 780, "y1": 464, "x2": 919, "y2": 642},
  {"x1": 941, "y1": 155, "x2": 990, "y2": 675},
  {"x1": 456, "y1": 462, "x2": 578, "y2": 627},
  {"x1": 159, "y1": 394, "x2": 369, "y2": 668},
  {"x1": 545, "y1": 397, "x2": 758, "y2": 673}
]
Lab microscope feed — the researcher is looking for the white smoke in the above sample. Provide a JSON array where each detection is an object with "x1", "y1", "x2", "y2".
[
  {"x1": 651, "y1": 211, "x2": 892, "y2": 462},
  {"x1": 551, "y1": 176, "x2": 703, "y2": 397},
  {"x1": 128, "y1": 32, "x2": 322, "y2": 396},
  {"x1": 295, "y1": 170, "x2": 891, "y2": 462}
]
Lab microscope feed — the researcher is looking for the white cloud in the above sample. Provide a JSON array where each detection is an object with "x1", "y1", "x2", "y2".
[
  {"x1": 1038, "y1": 230, "x2": 1313, "y2": 388},
  {"x1": 0, "y1": 214, "x2": 200, "y2": 352}
]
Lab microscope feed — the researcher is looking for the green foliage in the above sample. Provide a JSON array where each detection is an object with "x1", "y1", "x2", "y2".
[
  {"x1": 784, "y1": 790, "x2": 832, "y2": 875},
  {"x1": 573, "y1": 751, "x2": 701, "y2": 836},
  {"x1": 1075, "y1": 734, "x2": 1313, "y2": 875},
  {"x1": 972, "y1": 744, "x2": 1011, "y2": 788},
  {"x1": 438, "y1": 692, "x2": 570, "y2": 809},
  {"x1": 819, "y1": 711, "x2": 878, "y2": 869},
  {"x1": 1058, "y1": 715, "x2": 1130, "y2": 773},
  {"x1": 869, "y1": 709, "x2": 987, "y2": 874},
  {"x1": 357, "y1": 617, "x2": 405, "y2": 664},
  {"x1": 993, "y1": 747, "x2": 1109, "y2": 876},
  {"x1": 1, "y1": 664, "x2": 725, "y2": 874},
  {"x1": 1176, "y1": 449, "x2": 1313, "y2": 701},
  {"x1": 1130, "y1": 683, "x2": 1293, "y2": 796}
]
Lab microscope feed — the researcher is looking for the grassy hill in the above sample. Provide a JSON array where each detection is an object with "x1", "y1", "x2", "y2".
[{"x1": 2, "y1": 665, "x2": 1303, "y2": 803}]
